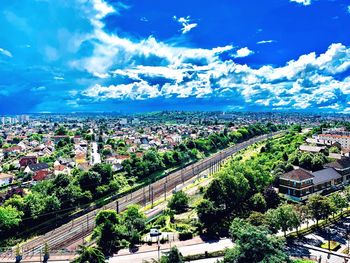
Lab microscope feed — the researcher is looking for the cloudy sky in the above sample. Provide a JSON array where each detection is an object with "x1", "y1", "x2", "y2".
[{"x1": 0, "y1": 0, "x2": 350, "y2": 113}]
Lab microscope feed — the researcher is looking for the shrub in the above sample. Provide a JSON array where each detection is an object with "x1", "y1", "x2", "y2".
[
  {"x1": 179, "y1": 231, "x2": 193, "y2": 241},
  {"x1": 168, "y1": 191, "x2": 189, "y2": 214}
]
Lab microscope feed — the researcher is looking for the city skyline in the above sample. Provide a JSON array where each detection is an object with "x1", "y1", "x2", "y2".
[{"x1": 0, "y1": 0, "x2": 350, "y2": 113}]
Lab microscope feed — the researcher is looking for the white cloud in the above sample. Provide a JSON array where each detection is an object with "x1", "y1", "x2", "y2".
[
  {"x1": 31, "y1": 86, "x2": 46, "y2": 91},
  {"x1": 290, "y1": 0, "x2": 312, "y2": 6},
  {"x1": 64, "y1": 0, "x2": 350, "y2": 112},
  {"x1": 347, "y1": 5, "x2": 350, "y2": 14},
  {"x1": 83, "y1": 81, "x2": 160, "y2": 100},
  {"x1": 0, "y1": 48, "x2": 13, "y2": 58},
  {"x1": 233, "y1": 47, "x2": 254, "y2": 58},
  {"x1": 173, "y1": 16, "x2": 198, "y2": 34},
  {"x1": 256, "y1": 40, "x2": 275, "y2": 44}
]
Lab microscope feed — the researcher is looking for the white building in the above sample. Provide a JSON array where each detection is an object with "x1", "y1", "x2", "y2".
[
  {"x1": 314, "y1": 133, "x2": 350, "y2": 149},
  {"x1": 119, "y1": 118, "x2": 128, "y2": 125},
  {"x1": 0, "y1": 173, "x2": 14, "y2": 186}
]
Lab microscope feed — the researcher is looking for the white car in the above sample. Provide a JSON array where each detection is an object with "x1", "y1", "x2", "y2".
[{"x1": 150, "y1": 228, "x2": 161, "y2": 237}]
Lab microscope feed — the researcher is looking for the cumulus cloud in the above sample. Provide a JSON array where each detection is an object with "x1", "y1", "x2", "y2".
[
  {"x1": 290, "y1": 0, "x2": 312, "y2": 6},
  {"x1": 233, "y1": 47, "x2": 254, "y2": 58},
  {"x1": 83, "y1": 81, "x2": 160, "y2": 100},
  {"x1": 0, "y1": 48, "x2": 13, "y2": 58},
  {"x1": 81, "y1": 38, "x2": 350, "y2": 112},
  {"x1": 173, "y1": 16, "x2": 198, "y2": 34},
  {"x1": 2, "y1": 0, "x2": 349, "y2": 113}
]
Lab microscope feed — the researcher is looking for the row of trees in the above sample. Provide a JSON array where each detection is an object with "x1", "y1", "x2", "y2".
[
  {"x1": 0, "y1": 164, "x2": 128, "y2": 242},
  {"x1": 123, "y1": 123, "x2": 281, "y2": 180},
  {"x1": 72, "y1": 205, "x2": 146, "y2": 262},
  {"x1": 196, "y1": 132, "x2": 306, "y2": 235},
  {"x1": 248, "y1": 189, "x2": 350, "y2": 237},
  {"x1": 223, "y1": 218, "x2": 289, "y2": 263},
  {"x1": 93, "y1": 206, "x2": 146, "y2": 256}
]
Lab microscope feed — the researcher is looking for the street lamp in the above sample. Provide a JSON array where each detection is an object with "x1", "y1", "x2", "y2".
[
  {"x1": 327, "y1": 228, "x2": 331, "y2": 252},
  {"x1": 150, "y1": 229, "x2": 161, "y2": 261}
]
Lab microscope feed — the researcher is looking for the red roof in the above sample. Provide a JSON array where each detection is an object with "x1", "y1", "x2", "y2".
[
  {"x1": 54, "y1": 165, "x2": 66, "y2": 171},
  {"x1": 33, "y1": 170, "x2": 49, "y2": 181}
]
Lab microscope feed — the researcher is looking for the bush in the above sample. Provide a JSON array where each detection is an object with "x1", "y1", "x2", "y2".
[
  {"x1": 179, "y1": 231, "x2": 193, "y2": 241},
  {"x1": 168, "y1": 191, "x2": 189, "y2": 214},
  {"x1": 160, "y1": 237, "x2": 168, "y2": 244},
  {"x1": 183, "y1": 250, "x2": 225, "y2": 261}
]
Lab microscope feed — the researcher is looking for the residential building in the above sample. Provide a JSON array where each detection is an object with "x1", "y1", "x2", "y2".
[
  {"x1": 19, "y1": 156, "x2": 37, "y2": 168},
  {"x1": 279, "y1": 168, "x2": 343, "y2": 201},
  {"x1": 0, "y1": 173, "x2": 14, "y2": 186}
]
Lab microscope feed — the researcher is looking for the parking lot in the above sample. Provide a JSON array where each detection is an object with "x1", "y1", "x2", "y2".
[
  {"x1": 288, "y1": 216, "x2": 350, "y2": 262},
  {"x1": 299, "y1": 217, "x2": 350, "y2": 251}
]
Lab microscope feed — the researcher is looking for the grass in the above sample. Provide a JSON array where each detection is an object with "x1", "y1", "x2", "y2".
[
  {"x1": 240, "y1": 142, "x2": 264, "y2": 162},
  {"x1": 320, "y1": 240, "x2": 341, "y2": 251},
  {"x1": 342, "y1": 247, "x2": 349, "y2": 254}
]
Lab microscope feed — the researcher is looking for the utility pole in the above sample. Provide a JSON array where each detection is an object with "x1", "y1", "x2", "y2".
[
  {"x1": 157, "y1": 235, "x2": 161, "y2": 261},
  {"x1": 151, "y1": 186, "x2": 154, "y2": 207},
  {"x1": 164, "y1": 183, "x2": 167, "y2": 200}
]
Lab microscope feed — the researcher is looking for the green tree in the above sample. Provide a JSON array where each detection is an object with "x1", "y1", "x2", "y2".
[
  {"x1": 224, "y1": 218, "x2": 289, "y2": 263},
  {"x1": 95, "y1": 210, "x2": 120, "y2": 226},
  {"x1": 79, "y1": 171, "x2": 102, "y2": 193},
  {"x1": 95, "y1": 221, "x2": 128, "y2": 256},
  {"x1": 205, "y1": 171, "x2": 250, "y2": 215},
  {"x1": 168, "y1": 191, "x2": 189, "y2": 214},
  {"x1": 248, "y1": 193, "x2": 267, "y2": 213},
  {"x1": 329, "y1": 192, "x2": 347, "y2": 217},
  {"x1": 196, "y1": 199, "x2": 220, "y2": 233},
  {"x1": 307, "y1": 195, "x2": 333, "y2": 226},
  {"x1": 122, "y1": 205, "x2": 146, "y2": 233},
  {"x1": 160, "y1": 246, "x2": 183, "y2": 263},
  {"x1": 263, "y1": 187, "x2": 280, "y2": 209},
  {"x1": 55, "y1": 126, "x2": 68, "y2": 136},
  {"x1": 266, "y1": 204, "x2": 300, "y2": 236},
  {"x1": 0, "y1": 206, "x2": 23, "y2": 232},
  {"x1": 91, "y1": 164, "x2": 113, "y2": 184},
  {"x1": 72, "y1": 245, "x2": 106, "y2": 263}
]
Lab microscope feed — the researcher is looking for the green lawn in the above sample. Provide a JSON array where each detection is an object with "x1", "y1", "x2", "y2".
[{"x1": 320, "y1": 240, "x2": 341, "y2": 251}]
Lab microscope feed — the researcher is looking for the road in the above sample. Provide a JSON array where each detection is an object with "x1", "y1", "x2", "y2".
[
  {"x1": 10, "y1": 131, "x2": 282, "y2": 257},
  {"x1": 109, "y1": 239, "x2": 233, "y2": 263},
  {"x1": 91, "y1": 141, "x2": 101, "y2": 165}
]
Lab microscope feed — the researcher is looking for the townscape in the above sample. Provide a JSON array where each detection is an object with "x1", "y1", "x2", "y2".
[
  {"x1": 1, "y1": 112, "x2": 350, "y2": 263},
  {"x1": 2, "y1": 0, "x2": 350, "y2": 262}
]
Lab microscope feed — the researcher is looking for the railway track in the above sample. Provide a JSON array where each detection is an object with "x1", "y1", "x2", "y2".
[{"x1": 14, "y1": 131, "x2": 282, "y2": 256}]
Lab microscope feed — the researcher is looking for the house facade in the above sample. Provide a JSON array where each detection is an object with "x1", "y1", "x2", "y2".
[
  {"x1": 279, "y1": 167, "x2": 343, "y2": 201},
  {"x1": 0, "y1": 173, "x2": 14, "y2": 186},
  {"x1": 19, "y1": 156, "x2": 37, "y2": 168}
]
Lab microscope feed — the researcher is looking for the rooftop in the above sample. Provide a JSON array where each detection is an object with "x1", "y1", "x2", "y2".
[{"x1": 280, "y1": 168, "x2": 314, "y2": 181}]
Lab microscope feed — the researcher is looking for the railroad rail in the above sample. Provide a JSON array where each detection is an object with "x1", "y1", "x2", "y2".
[{"x1": 3, "y1": 131, "x2": 283, "y2": 258}]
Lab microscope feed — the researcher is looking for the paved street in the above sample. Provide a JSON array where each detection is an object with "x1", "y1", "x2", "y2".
[
  {"x1": 109, "y1": 238, "x2": 233, "y2": 263},
  {"x1": 91, "y1": 141, "x2": 101, "y2": 165}
]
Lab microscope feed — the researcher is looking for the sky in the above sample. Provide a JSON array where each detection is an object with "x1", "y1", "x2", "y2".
[{"x1": 0, "y1": 0, "x2": 350, "y2": 114}]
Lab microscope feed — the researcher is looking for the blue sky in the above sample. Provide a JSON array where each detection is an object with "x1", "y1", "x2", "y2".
[{"x1": 0, "y1": 0, "x2": 350, "y2": 113}]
